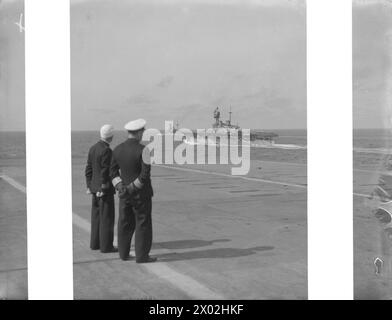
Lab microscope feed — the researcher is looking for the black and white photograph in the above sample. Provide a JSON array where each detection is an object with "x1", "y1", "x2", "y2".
[
  {"x1": 0, "y1": 0, "x2": 27, "y2": 300},
  {"x1": 353, "y1": 0, "x2": 392, "y2": 300},
  {"x1": 0, "y1": 0, "x2": 373, "y2": 304},
  {"x1": 70, "y1": 0, "x2": 307, "y2": 300}
]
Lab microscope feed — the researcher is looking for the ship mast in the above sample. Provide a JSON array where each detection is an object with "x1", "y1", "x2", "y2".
[{"x1": 228, "y1": 107, "x2": 232, "y2": 126}]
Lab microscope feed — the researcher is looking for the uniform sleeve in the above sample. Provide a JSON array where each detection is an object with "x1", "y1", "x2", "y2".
[
  {"x1": 100, "y1": 147, "x2": 112, "y2": 189},
  {"x1": 110, "y1": 149, "x2": 122, "y2": 187},
  {"x1": 133, "y1": 146, "x2": 151, "y2": 189},
  {"x1": 85, "y1": 148, "x2": 93, "y2": 189}
]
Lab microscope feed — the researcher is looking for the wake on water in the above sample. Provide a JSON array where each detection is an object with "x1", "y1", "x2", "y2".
[
  {"x1": 354, "y1": 147, "x2": 392, "y2": 155},
  {"x1": 183, "y1": 139, "x2": 306, "y2": 150}
]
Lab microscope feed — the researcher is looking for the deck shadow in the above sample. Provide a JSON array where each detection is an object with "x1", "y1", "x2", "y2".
[
  {"x1": 152, "y1": 239, "x2": 230, "y2": 250},
  {"x1": 154, "y1": 246, "x2": 274, "y2": 262},
  {"x1": 73, "y1": 257, "x2": 120, "y2": 265}
]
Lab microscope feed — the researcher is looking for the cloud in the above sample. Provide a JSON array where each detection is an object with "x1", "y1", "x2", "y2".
[
  {"x1": 241, "y1": 87, "x2": 274, "y2": 100},
  {"x1": 70, "y1": 0, "x2": 306, "y2": 130},
  {"x1": 126, "y1": 93, "x2": 159, "y2": 105},
  {"x1": 88, "y1": 108, "x2": 116, "y2": 114},
  {"x1": 353, "y1": 0, "x2": 392, "y2": 6},
  {"x1": 156, "y1": 76, "x2": 174, "y2": 89},
  {"x1": 176, "y1": 103, "x2": 205, "y2": 111},
  {"x1": 353, "y1": 1, "x2": 392, "y2": 128},
  {"x1": 0, "y1": 0, "x2": 23, "y2": 7}
]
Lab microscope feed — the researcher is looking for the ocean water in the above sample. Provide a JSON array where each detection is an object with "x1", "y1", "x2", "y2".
[
  {"x1": 353, "y1": 129, "x2": 392, "y2": 171},
  {"x1": 0, "y1": 132, "x2": 26, "y2": 180},
  {"x1": 0, "y1": 132, "x2": 26, "y2": 161},
  {"x1": 71, "y1": 129, "x2": 307, "y2": 165},
  {"x1": 0, "y1": 130, "x2": 307, "y2": 169},
  {"x1": 3, "y1": 129, "x2": 391, "y2": 170}
]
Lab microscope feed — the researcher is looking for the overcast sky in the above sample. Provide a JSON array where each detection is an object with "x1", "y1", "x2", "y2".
[
  {"x1": 3, "y1": 1, "x2": 391, "y2": 131},
  {"x1": 71, "y1": 0, "x2": 306, "y2": 130},
  {"x1": 0, "y1": 0, "x2": 24, "y2": 131},
  {"x1": 353, "y1": 0, "x2": 392, "y2": 129}
]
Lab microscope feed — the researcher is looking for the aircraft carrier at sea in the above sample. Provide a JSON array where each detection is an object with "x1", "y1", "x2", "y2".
[
  {"x1": 0, "y1": 128, "x2": 308, "y2": 300},
  {"x1": 70, "y1": 159, "x2": 308, "y2": 299}
]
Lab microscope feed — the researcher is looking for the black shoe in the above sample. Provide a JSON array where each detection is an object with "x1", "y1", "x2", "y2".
[
  {"x1": 101, "y1": 247, "x2": 118, "y2": 253},
  {"x1": 136, "y1": 256, "x2": 157, "y2": 264},
  {"x1": 120, "y1": 255, "x2": 133, "y2": 261}
]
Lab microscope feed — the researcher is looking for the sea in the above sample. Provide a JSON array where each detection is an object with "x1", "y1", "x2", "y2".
[
  {"x1": 2, "y1": 129, "x2": 391, "y2": 170},
  {"x1": 69, "y1": 129, "x2": 308, "y2": 165},
  {"x1": 353, "y1": 129, "x2": 392, "y2": 171}
]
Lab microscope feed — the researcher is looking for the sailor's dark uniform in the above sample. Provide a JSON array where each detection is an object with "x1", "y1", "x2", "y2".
[
  {"x1": 110, "y1": 138, "x2": 153, "y2": 261},
  {"x1": 85, "y1": 140, "x2": 116, "y2": 253}
]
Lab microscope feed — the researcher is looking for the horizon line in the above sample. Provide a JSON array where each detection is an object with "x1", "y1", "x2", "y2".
[
  {"x1": 3, "y1": 128, "x2": 391, "y2": 133},
  {"x1": 1, "y1": 128, "x2": 309, "y2": 133}
]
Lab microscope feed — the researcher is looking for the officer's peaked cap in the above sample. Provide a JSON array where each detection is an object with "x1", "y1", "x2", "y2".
[{"x1": 124, "y1": 119, "x2": 146, "y2": 132}]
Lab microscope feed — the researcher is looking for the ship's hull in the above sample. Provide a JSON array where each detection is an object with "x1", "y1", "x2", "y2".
[{"x1": 181, "y1": 128, "x2": 278, "y2": 145}]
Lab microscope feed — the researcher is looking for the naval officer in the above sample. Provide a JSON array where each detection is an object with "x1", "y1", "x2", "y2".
[
  {"x1": 85, "y1": 124, "x2": 117, "y2": 253},
  {"x1": 110, "y1": 119, "x2": 156, "y2": 263}
]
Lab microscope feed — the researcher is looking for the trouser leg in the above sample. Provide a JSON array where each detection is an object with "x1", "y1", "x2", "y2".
[
  {"x1": 90, "y1": 194, "x2": 100, "y2": 250},
  {"x1": 118, "y1": 198, "x2": 135, "y2": 260},
  {"x1": 134, "y1": 198, "x2": 152, "y2": 262},
  {"x1": 99, "y1": 194, "x2": 115, "y2": 253}
]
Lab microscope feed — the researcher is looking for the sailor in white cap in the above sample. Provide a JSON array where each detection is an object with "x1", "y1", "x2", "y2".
[
  {"x1": 85, "y1": 124, "x2": 117, "y2": 253},
  {"x1": 124, "y1": 118, "x2": 146, "y2": 132},
  {"x1": 110, "y1": 119, "x2": 156, "y2": 262}
]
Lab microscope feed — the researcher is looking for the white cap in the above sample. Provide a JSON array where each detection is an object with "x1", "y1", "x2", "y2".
[
  {"x1": 124, "y1": 119, "x2": 146, "y2": 132},
  {"x1": 100, "y1": 124, "x2": 115, "y2": 139}
]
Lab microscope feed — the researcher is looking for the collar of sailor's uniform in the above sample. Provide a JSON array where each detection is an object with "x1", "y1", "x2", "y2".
[{"x1": 100, "y1": 138, "x2": 110, "y2": 145}]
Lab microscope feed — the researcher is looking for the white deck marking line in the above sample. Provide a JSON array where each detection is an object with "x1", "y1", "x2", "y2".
[
  {"x1": 1, "y1": 174, "x2": 224, "y2": 300},
  {"x1": 155, "y1": 164, "x2": 307, "y2": 189},
  {"x1": 254, "y1": 160, "x2": 307, "y2": 167},
  {"x1": 72, "y1": 213, "x2": 224, "y2": 299},
  {"x1": 0, "y1": 175, "x2": 26, "y2": 193},
  {"x1": 353, "y1": 168, "x2": 387, "y2": 174},
  {"x1": 354, "y1": 192, "x2": 370, "y2": 198},
  {"x1": 256, "y1": 160, "x2": 388, "y2": 175},
  {"x1": 143, "y1": 263, "x2": 224, "y2": 299}
]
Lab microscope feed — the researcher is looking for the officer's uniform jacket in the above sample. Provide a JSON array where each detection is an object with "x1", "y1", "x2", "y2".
[
  {"x1": 110, "y1": 138, "x2": 153, "y2": 199},
  {"x1": 85, "y1": 140, "x2": 115, "y2": 194}
]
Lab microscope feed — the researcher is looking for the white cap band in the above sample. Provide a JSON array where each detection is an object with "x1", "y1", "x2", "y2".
[{"x1": 124, "y1": 119, "x2": 146, "y2": 132}]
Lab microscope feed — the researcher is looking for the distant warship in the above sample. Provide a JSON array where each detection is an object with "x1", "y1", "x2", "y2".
[
  {"x1": 211, "y1": 107, "x2": 278, "y2": 143},
  {"x1": 180, "y1": 107, "x2": 278, "y2": 146}
]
